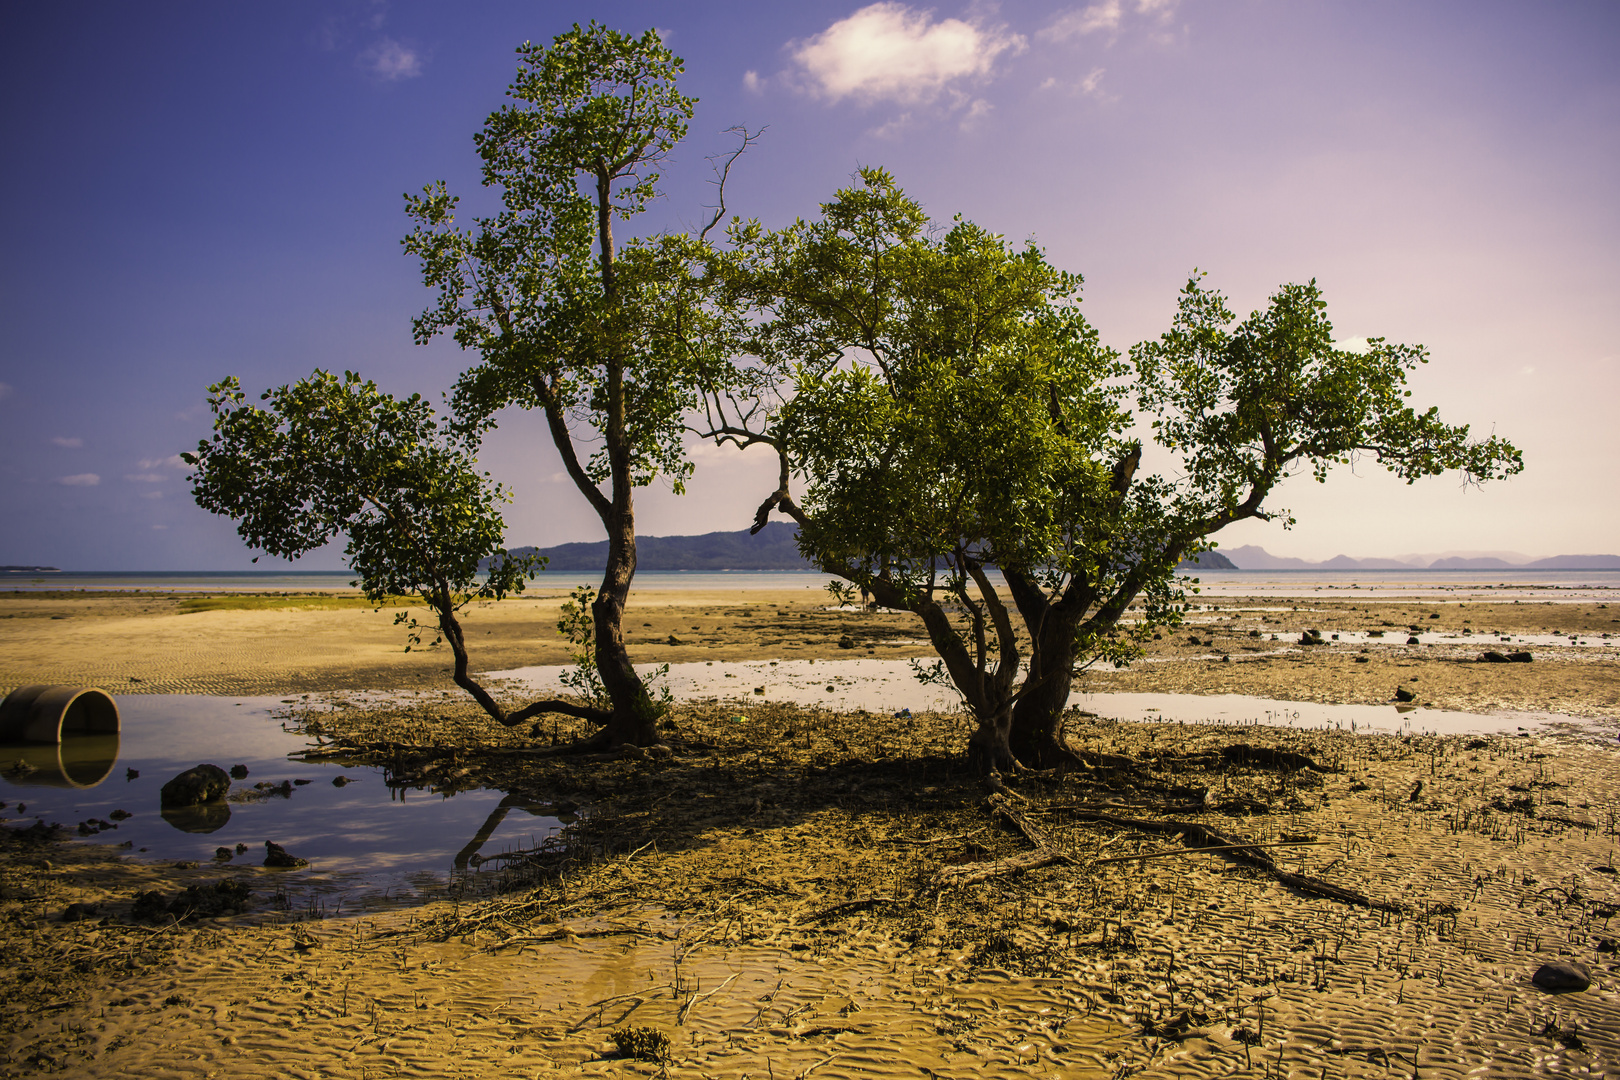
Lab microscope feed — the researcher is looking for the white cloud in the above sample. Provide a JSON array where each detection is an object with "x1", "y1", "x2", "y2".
[
  {"x1": 960, "y1": 98, "x2": 993, "y2": 130},
  {"x1": 359, "y1": 38, "x2": 423, "y2": 81},
  {"x1": 125, "y1": 473, "x2": 166, "y2": 483},
  {"x1": 743, "y1": 70, "x2": 764, "y2": 94},
  {"x1": 52, "y1": 436, "x2": 83, "y2": 448},
  {"x1": 58, "y1": 473, "x2": 100, "y2": 487},
  {"x1": 138, "y1": 454, "x2": 187, "y2": 470},
  {"x1": 1079, "y1": 67, "x2": 1108, "y2": 96},
  {"x1": 1040, "y1": 0, "x2": 1179, "y2": 42},
  {"x1": 791, "y1": 3, "x2": 1024, "y2": 105},
  {"x1": 1041, "y1": 1, "x2": 1122, "y2": 41}
]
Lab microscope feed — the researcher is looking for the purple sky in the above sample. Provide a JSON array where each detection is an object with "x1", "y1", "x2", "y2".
[{"x1": 2, "y1": 1, "x2": 1615, "y2": 570}]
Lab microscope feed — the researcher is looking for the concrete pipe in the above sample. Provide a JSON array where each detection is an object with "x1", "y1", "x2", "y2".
[{"x1": 0, "y1": 685, "x2": 121, "y2": 743}]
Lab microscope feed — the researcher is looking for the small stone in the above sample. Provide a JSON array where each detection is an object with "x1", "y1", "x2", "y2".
[
  {"x1": 108, "y1": 809, "x2": 131, "y2": 820},
  {"x1": 331, "y1": 776, "x2": 352, "y2": 787},
  {"x1": 292, "y1": 778, "x2": 311, "y2": 786},
  {"x1": 263, "y1": 841, "x2": 309, "y2": 869},
  {"x1": 235, "y1": 842, "x2": 249, "y2": 854},
  {"x1": 228, "y1": 764, "x2": 249, "y2": 779},
  {"x1": 214, "y1": 847, "x2": 233, "y2": 860},
  {"x1": 1394, "y1": 687, "x2": 1416, "y2": 703},
  {"x1": 1532, "y1": 961, "x2": 1592, "y2": 993}
]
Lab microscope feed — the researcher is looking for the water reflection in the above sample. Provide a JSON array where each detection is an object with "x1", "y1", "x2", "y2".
[
  {"x1": 0, "y1": 734, "x2": 120, "y2": 788},
  {"x1": 160, "y1": 801, "x2": 232, "y2": 834}
]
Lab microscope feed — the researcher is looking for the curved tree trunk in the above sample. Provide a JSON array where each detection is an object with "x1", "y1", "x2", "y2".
[
  {"x1": 593, "y1": 505, "x2": 660, "y2": 747},
  {"x1": 1008, "y1": 614, "x2": 1084, "y2": 769}
]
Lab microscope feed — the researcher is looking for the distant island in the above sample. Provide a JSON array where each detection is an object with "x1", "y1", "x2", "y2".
[
  {"x1": 1222, "y1": 546, "x2": 1620, "y2": 571},
  {"x1": 1, "y1": 565, "x2": 61, "y2": 573},
  {"x1": 493, "y1": 524, "x2": 1236, "y2": 573}
]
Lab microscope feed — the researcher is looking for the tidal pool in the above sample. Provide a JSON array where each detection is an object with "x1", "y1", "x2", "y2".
[
  {"x1": 0, "y1": 695, "x2": 562, "y2": 899},
  {"x1": 486, "y1": 658, "x2": 1580, "y2": 737}
]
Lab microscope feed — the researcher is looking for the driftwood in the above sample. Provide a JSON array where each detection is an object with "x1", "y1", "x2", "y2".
[{"x1": 932, "y1": 791, "x2": 1076, "y2": 888}]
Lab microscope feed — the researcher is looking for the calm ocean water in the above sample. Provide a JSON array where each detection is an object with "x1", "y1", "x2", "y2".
[{"x1": 5, "y1": 567, "x2": 1618, "y2": 595}]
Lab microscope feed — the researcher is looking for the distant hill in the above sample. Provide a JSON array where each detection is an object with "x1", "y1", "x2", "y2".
[
  {"x1": 495, "y1": 524, "x2": 1240, "y2": 574},
  {"x1": 1224, "y1": 546, "x2": 1620, "y2": 571},
  {"x1": 501, "y1": 521, "x2": 811, "y2": 572}
]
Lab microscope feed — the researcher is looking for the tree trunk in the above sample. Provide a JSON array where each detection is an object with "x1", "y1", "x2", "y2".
[
  {"x1": 966, "y1": 703, "x2": 1020, "y2": 774},
  {"x1": 592, "y1": 504, "x2": 660, "y2": 747},
  {"x1": 1008, "y1": 609, "x2": 1085, "y2": 769}
]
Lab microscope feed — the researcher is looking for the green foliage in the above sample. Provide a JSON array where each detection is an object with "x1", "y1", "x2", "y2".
[
  {"x1": 402, "y1": 23, "x2": 741, "y2": 494},
  {"x1": 1134, "y1": 274, "x2": 1524, "y2": 506},
  {"x1": 556, "y1": 585, "x2": 607, "y2": 706},
  {"x1": 182, "y1": 371, "x2": 539, "y2": 633}
]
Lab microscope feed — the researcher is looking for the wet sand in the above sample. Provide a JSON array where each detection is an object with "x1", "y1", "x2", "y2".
[{"x1": 3, "y1": 587, "x2": 1620, "y2": 1077}]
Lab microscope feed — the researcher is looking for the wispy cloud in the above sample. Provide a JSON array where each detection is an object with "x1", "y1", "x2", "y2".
[
  {"x1": 791, "y1": 3, "x2": 1024, "y2": 105},
  {"x1": 58, "y1": 473, "x2": 100, "y2": 487},
  {"x1": 359, "y1": 38, "x2": 423, "y2": 81},
  {"x1": 125, "y1": 473, "x2": 166, "y2": 483},
  {"x1": 1040, "y1": 0, "x2": 1180, "y2": 42},
  {"x1": 52, "y1": 436, "x2": 83, "y2": 448},
  {"x1": 138, "y1": 454, "x2": 187, "y2": 471}
]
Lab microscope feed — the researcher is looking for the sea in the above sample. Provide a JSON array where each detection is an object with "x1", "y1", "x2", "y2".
[{"x1": 5, "y1": 567, "x2": 1620, "y2": 598}]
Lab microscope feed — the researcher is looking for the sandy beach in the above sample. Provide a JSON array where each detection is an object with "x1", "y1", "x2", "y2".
[{"x1": 3, "y1": 585, "x2": 1620, "y2": 1077}]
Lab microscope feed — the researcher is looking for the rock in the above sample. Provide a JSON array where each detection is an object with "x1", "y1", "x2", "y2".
[
  {"x1": 1509, "y1": 650, "x2": 1534, "y2": 663},
  {"x1": 1531, "y1": 961, "x2": 1591, "y2": 993},
  {"x1": 234, "y1": 842, "x2": 249, "y2": 854},
  {"x1": 108, "y1": 809, "x2": 131, "y2": 820},
  {"x1": 1406, "y1": 635, "x2": 1421, "y2": 645},
  {"x1": 1299, "y1": 629, "x2": 1325, "y2": 646},
  {"x1": 130, "y1": 890, "x2": 170, "y2": 922},
  {"x1": 331, "y1": 776, "x2": 352, "y2": 787},
  {"x1": 1394, "y1": 687, "x2": 1416, "y2": 703},
  {"x1": 160, "y1": 764, "x2": 230, "y2": 808},
  {"x1": 125, "y1": 768, "x2": 138, "y2": 780},
  {"x1": 228, "y1": 764, "x2": 249, "y2": 779},
  {"x1": 61, "y1": 902, "x2": 98, "y2": 923},
  {"x1": 263, "y1": 841, "x2": 309, "y2": 869},
  {"x1": 214, "y1": 846, "x2": 233, "y2": 860},
  {"x1": 292, "y1": 778, "x2": 311, "y2": 786},
  {"x1": 838, "y1": 635, "x2": 855, "y2": 649},
  {"x1": 1480, "y1": 650, "x2": 1510, "y2": 663}
]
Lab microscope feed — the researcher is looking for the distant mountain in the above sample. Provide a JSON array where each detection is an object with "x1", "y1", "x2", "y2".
[
  {"x1": 1525, "y1": 554, "x2": 1620, "y2": 570},
  {"x1": 1223, "y1": 546, "x2": 1620, "y2": 571},
  {"x1": 1176, "y1": 551, "x2": 1236, "y2": 570},
  {"x1": 500, "y1": 521, "x2": 811, "y2": 573}
]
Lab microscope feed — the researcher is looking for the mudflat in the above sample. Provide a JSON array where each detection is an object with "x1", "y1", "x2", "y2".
[{"x1": 3, "y1": 586, "x2": 1619, "y2": 1077}]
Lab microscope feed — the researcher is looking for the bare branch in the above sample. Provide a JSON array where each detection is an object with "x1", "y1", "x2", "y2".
[{"x1": 699, "y1": 126, "x2": 765, "y2": 243}]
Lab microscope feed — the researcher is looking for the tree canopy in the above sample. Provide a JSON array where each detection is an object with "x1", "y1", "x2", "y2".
[{"x1": 710, "y1": 170, "x2": 1524, "y2": 770}]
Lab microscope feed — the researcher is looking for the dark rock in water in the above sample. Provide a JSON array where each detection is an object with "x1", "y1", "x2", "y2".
[
  {"x1": 234, "y1": 842, "x2": 249, "y2": 855},
  {"x1": 1509, "y1": 650, "x2": 1534, "y2": 663},
  {"x1": 331, "y1": 776, "x2": 353, "y2": 787},
  {"x1": 214, "y1": 846, "x2": 233, "y2": 860},
  {"x1": 229, "y1": 764, "x2": 249, "y2": 779},
  {"x1": 1299, "y1": 629, "x2": 1325, "y2": 646},
  {"x1": 1405, "y1": 635, "x2": 1421, "y2": 645},
  {"x1": 263, "y1": 841, "x2": 309, "y2": 869},
  {"x1": 1394, "y1": 687, "x2": 1416, "y2": 703},
  {"x1": 160, "y1": 764, "x2": 230, "y2": 808},
  {"x1": 125, "y1": 768, "x2": 138, "y2": 780},
  {"x1": 62, "y1": 902, "x2": 98, "y2": 923},
  {"x1": 1532, "y1": 961, "x2": 1592, "y2": 993},
  {"x1": 293, "y1": 778, "x2": 311, "y2": 786},
  {"x1": 109, "y1": 809, "x2": 131, "y2": 820}
]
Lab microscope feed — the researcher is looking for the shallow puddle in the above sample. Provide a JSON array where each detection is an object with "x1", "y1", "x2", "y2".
[{"x1": 0, "y1": 694, "x2": 561, "y2": 898}]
